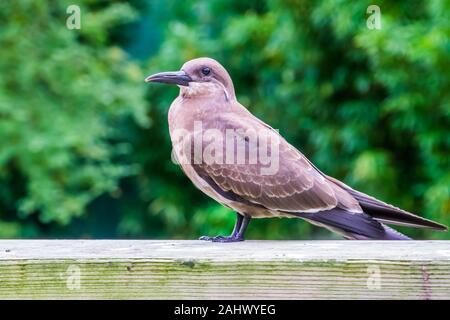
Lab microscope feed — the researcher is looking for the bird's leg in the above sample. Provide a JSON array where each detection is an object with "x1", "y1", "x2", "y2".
[
  {"x1": 234, "y1": 214, "x2": 251, "y2": 240},
  {"x1": 230, "y1": 213, "x2": 244, "y2": 238},
  {"x1": 199, "y1": 213, "x2": 251, "y2": 242}
]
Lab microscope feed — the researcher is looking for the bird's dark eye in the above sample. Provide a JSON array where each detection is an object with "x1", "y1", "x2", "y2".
[{"x1": 201, "y1": 67, "x2": 211, "y2": 76}]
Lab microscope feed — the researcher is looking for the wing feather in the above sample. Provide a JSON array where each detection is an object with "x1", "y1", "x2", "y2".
[{"x1": 189, "y1": 113, "x2": 340, "y2": 213}]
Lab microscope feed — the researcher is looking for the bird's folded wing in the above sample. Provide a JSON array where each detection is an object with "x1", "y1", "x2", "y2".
[{"x1": 186, "y1": 113, "x2": 344, "y2": 213}]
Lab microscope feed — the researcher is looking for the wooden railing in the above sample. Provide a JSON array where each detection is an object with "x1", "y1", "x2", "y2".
[{"x1": 0, "y1": 240, "x2": 449, "y2": 299}]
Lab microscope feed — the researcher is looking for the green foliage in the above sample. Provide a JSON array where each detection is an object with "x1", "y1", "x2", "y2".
[
  {"x1": 0, "y1": 0, "x2": 448, "y2": 239},
  {"x1": 0, "y1": 0, "x2": 147, "y2": 232}
]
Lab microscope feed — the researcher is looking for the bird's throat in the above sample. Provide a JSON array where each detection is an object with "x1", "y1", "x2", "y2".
[{"x1": 180, "y1": 82, "x2": 229, "y2": 101}]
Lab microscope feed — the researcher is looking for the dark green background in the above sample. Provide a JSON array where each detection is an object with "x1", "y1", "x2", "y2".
[{"x1": 0, "y1": 0, "x2": 448, "y2": 239}]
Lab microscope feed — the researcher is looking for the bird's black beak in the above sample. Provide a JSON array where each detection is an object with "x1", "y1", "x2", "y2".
[{"x1": 145, "y1": 70, "x2": 192, "y2": 86}]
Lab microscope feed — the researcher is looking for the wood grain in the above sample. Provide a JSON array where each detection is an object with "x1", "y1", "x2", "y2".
[{"x1": 0, "y1": 240, "x2": 449, "y2": 299}]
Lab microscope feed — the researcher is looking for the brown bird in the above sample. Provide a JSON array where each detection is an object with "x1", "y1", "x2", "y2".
[{"x1": 145, "y1": 57, "x2": 447, "y2": 242}]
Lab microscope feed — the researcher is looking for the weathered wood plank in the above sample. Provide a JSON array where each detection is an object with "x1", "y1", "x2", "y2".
[{"x1": 0, "y1": 240, "x2": 449, "y2": 299}]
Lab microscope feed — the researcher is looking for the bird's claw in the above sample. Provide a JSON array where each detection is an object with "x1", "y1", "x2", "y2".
[{"x1": 199, "y1": 235, "x2": 244, "y2": 242}]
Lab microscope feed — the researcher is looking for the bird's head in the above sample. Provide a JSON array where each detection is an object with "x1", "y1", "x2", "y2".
[{"x1": 145, "y1": 57, "x2": 235, "y2": 100}]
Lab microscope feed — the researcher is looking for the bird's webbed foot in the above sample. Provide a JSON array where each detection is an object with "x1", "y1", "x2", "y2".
[{"x1": 199, "y1": 235, "x2": 244, "y2": 242}]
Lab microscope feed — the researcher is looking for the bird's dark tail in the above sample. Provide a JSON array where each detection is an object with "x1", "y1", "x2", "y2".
[
  {"x1": 295, "y1": 209, "x2": 412, "y2": 240},
  {"x1": 346, "y1": 224, "x2": 411, "y2": 240},
  {"x1": 325, "y1": 176, "x2": 448, "y2": 231},
  {"x1": 380, "y1": 225, "x2": 412, "y2": 240}
]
